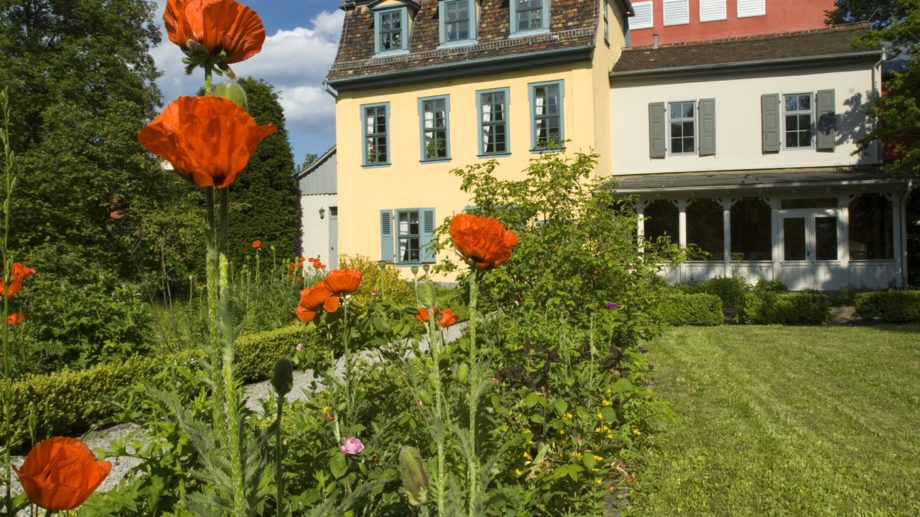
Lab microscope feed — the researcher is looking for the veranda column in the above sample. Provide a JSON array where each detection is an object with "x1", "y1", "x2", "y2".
[
  {"x1": 893, "y1": 194, "x2": 904, "y2": 287},
  {"x1": 635, "y1": 200, "x2": 647, "y2": 248},
  {"x1": 770, "y1": 196, "x2": 781, "y2": 283},
  {"x1": 838, "y1": 194, "x2": 850, "y2": 286},
  {"x1": 721, "y1": 198, "x2": 732, "y2": 277},
  {"x1": 676, "y1": 199, "x2": 689, "y2": 284}
]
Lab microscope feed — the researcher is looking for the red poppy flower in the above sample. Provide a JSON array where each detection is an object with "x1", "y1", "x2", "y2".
[
  {"x1": 138, "y1": 96, "x2": 276, "y2": 188},
  {"x1": 163, "y1": 0, "x2": 266, "y2": 64},
  {"x1": 296, "y1": 277, "x2": 303, "y2": 282},
  {"x1": 13, "y1": 437, "x2": 111, "y2": 511},
  {"x1": 296, "y1": 282, "x2": 332, "y2": 323},
  {"x1": 322, "y1": 269, "x2": 362, "y2": 312},
  {"x1": 11, "y1": 263, "x2": 35, "y2": 278},
  {"x1": 6, "y1": 313, "x2": 27, "y2": 325},
  {"x1": 0, "y1": 275, "x2": 22, "y2": 300},
  {"x1": 438, "y1": 309, "x2": 459, "y2": 327},
  {"x1": 449, "y1": 214, "x2": 518, "y2": 270},
  {"x1": 321, "y1": 265, "x2": 326, "y2": 269},
  {"x1": 415, "y1": 307, "x2": 437, "y2": 322},
  {"x1": 252, "y1": 240, "x2": 261, "y2": 249},
  {"x1": 287, "y1": 275, "x2": 293, "y2": 279},
  {"x1": 298, "y1": 257, "x2": 306, "y2": 262}
]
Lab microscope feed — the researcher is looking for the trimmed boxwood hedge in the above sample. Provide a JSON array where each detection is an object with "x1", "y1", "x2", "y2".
[
  {"x1": 1, "y1": 324, "x2": 322, "y2": 448},
  {"x1": 854, "y1": 291, "x2": 920, "y2": 322},
  {"x1": 738, "y1": 292, "x2": 831, "y2": 325},
  {"x1": 658, "y1": 293, "x2": 723, "y2": 326}
]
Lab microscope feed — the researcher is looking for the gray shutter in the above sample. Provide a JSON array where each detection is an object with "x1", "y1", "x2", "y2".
[
  {"x1": 649, "y1": 102, "x2": 666, "y2": 159},
  {"x1": 761, "y1": 94, "x2": 780, "y2": 153},
  {"x1": 699, "y1": 98, "x2": 716, "y2": 156},
  {"x1": 421, "y1": 208, "x2": 436, "y2": 262},
  {"x1": 816, "y1": 89, "x2": 836, "y2": 151},
  {"x1": 380, "y1": 209, "x2": 394, "y2": 262}
]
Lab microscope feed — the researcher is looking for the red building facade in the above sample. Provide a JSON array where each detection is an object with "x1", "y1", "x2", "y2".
[{"x1": 628, "y1": 0, "x2": 836, "y2": 47}]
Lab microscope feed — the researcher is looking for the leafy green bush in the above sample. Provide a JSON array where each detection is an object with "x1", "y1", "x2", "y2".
[
  {"x1": 854, "y1": 291, "x2": 920, "y2": 322},
  {"x1": 675, "y1": 275, "x2": 750, "y2": 310},
  {"x1": 658, "y1": 293, "x2": 723, "y2": 326},
  {"x1": 234, "y1": 325, "x2": 321, "y2": 382},
  {"x1": 738, "y1": 292, "x2": 831, "y2": 325},
  {"x1": 831, "y1": 285, "x2": 875, "y2": 307},
  {"x1": 338, "y1": 253, "x2": 414, "y2": 306},
  {"x1": 754, "y1": 279, "x2": 789, "y2": 293}
]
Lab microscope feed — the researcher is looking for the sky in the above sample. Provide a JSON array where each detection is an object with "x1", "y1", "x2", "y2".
[{"x1": 149, "y1": 0, "x2": 345, "y2": 168}]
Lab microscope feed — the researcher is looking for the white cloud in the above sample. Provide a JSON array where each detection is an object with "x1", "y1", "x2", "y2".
[{"x1": 149, "y1": 4, "x2": 344, "y2": 142}]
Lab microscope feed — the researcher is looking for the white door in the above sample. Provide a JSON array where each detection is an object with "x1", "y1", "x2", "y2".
[{"x1": 779, "y1": 208, "x2": 840, "y2": 290}]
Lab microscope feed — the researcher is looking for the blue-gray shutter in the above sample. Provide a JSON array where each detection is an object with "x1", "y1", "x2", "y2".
[
  {"x1": 421, "y1": 207, "x2": 436, "y2": 262},
  {"x1": 649, "y1": 102, "x2": 666, "y2": 159},
  {"x1": 816, "y1": 89, "x2": 836, "y2": 151},
  {"x1": 699, "y1": 98, "x2": 716, "y2": 156},
  {"x1": 380, "y1": 209, "x2": 394, "y2": 262},
  {"x1": 761, "y1": 94, "x2": 780, "y2": 153}
]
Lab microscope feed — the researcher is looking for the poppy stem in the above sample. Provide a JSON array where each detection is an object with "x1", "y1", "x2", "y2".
[
  {"x1": 219, "y1": 187, "x2": 230, "y2": 293},
  {"x1": 467, "y1": 266, "x2": 479, "y2": 516},
  {"x1": 204, "y1": 62, "x2": 213, "y2": 96},
  {"x1": 0, "y1": 86, "x2": 14, "y2": 517}
]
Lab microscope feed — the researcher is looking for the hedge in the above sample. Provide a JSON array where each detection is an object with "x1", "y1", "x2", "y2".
[
  {"x1": 2, "y1": 324, "x2": 323, "y2": 449},
  {"x1": 658, "y1": 293, "x2": 723, "y2": 326},
  {"x1": 854, "y1": 291, "x2": 920, "y2": 322},
  {"x1": 738, "y1": 292, "x2": 831, "y2": 325}
]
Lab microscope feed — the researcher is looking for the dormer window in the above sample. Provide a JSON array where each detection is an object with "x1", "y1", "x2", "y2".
[
  {"x1": 372, "y1": 1, "x2": 414, "y2": 55},
  {"x1": 439, "y1": 0, "x2": 477, "y2": 47},
  {"x1": 509, "y1": 0, "x2": 550, "y2": 36}
]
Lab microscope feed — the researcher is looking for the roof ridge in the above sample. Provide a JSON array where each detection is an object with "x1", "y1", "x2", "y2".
[{"x1": 627, "y1": 22, "x2": 870, "y2": 51}]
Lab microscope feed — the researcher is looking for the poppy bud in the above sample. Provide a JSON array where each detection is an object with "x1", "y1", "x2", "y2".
[
  {"x1": 271, "y1": 358, "x2": 294, "y2": 397},
  {"x1": 416, "y1": 280, "x2": 437, "y2": 309},
  {"x1": 457, "y1": 363, "x2": 469, "y2": 383},
  {"x1": 411, "y1": 266, "x2": 419, "y2": 276},
  {"x1": 186, "y1": 39, "x2": 209, "y2": 58},
  {"x1": 418, "y1": 389, "x2": 432, "y2": 405},
  {"x1": 398, "y1": 446, "x2": 429, "y2": 506},
  {"x1": 428, "y1": 373, "x2": 439, "y2": 388},
  {"x1": 213, "y1": 81, "x2": 248, "y2": 111}
]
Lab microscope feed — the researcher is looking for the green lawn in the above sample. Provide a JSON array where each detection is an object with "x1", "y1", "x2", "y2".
[{"x1": 627, "y1": 325, "x2": 920, "y2": 517}]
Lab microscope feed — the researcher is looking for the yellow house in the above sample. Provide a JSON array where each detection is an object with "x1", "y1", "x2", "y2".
[{"x1": 324, "y1": 0, "x2": 634, "y2": 272}]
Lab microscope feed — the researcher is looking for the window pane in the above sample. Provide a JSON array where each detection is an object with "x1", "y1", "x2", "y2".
[
  {"x1": 683, "y1": 121, "x2": 694, "y2": 137},
  {"x1": 815, "y1": 216, "x2": 838, "y2": 261},
  {"x1": 785, "y1": 132, "x2": 798, "y2": 148},
  {"x1": 785, "y1": 95, "x2": 798, "y2": 111},
  {"x1": 783, "y1": 218, "x2": 806, "y2": 261},
  {"x1": 671, "y1": 122, "x2": 682, "y2": 138},
  {"x1": 671, "y1": 138, "x2": 682, "y2": 151},
  {"x1": 798, "y1": 131, "x2": 810, "y2": 147},
  {"x1": 786, "y1": 115, "x2": 798, "y2": 131},
  {"x1": 682, "y1": 103, "x2": 694, "y2": 118},
  {"x1": 683, "y1": 137, "x2": 694, "y2": 153},
  {"x1": 534, "y1": 87, "x2": 546, "y2": 115},
  {"x1": 644, "y1": 200, "x2": 679, "y2": 245},
  {"x1": 849, "y1": 193, "x2": 894, "y2": 260},
  {"x1": 670, "y1": 104, "x2": 683, "y2": 119},
  {"x1": 458, "y1": 21, "x2": 468, "y2": 39},
  {"x1": 798, "y1": 95, "x2": 810, "y2": 111},
  {"x1": 730, "y1": 198, "x2": 772, "y2": 261},
  {"x1": 686, "y1": 198, "x2": 724, "y2": 259}
]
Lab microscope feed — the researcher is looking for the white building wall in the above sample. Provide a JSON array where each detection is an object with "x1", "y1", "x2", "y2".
[
  {"x1": 609, "y1": 61, "x2": 879, "y2": 177},
  {"x1": 300, "y1": 194, "x2": 337, "y2": 263}
]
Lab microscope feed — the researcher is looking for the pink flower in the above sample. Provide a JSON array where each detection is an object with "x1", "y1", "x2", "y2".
[
  {"x1": 372, "y1": 290, "x2": 378, "y2": 296},
  {"x1": 341, "y1": 437, "x2": 364, "y2": 456},
  {"x1": 296, "y1": 343, "x2": 303, "y2": 351},
  {"x1": 418, "y1": 400, "x2": 424, "y2": 407},
  {"x1": 491, "y1": 377, "x2": 498, "y2": 384}
]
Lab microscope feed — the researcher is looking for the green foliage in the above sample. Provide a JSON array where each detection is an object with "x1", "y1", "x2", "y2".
[
  {"x1": 753, "y1": 278, "x2": 789, "y2": 293},
  {"x1": 225, "y1": 77, "x2": 299, "y2": 260},
  {"x1": 658, "y1": 294, "x2": 723, "y2": 326},
  {"x1": 826, "y1": 0, "x2": 907, "y2": 28},
  {"x1": 235, "y1": 325, "x2": 321, "y2": 383},
  {"x1": 738, "y1": 292, "x2": 832, "y2": 325},
  {"x1": 851, "y1": 0, "x2": 920, "y2": 179},
  {"x1": 829, "y1": 284, "x2": 874, "y2": 306},
  {"x1": 854, "y1": 290, "x2": 920, "y2": 321},
  {"x1": 338, "y1": 254, "x2": 414, "y2": 307},
  {"x1": 674, "y1": 275, "x2": 751, "y2": 310}
]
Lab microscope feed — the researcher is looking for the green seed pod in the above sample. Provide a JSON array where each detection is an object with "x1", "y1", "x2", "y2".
[
  {"x1": 271, "y1": 358, "x2": 294, "y2": 397},
  {"x1": 428, "y1": 373, "x2": 439, "y2": 388},
  {"x1": 213, "y1": 81, "x2": 248, "y2": 111},
  {"x1": 418, "y1": 389, "x2": 432, "y2": 405},
  {"x1": 457, "y1": 363, "x2": 469, "y2": 383},
  {"x1": 398, "y1": 446, "x2": 429, "y2": 506},
  {"x1": 337, "y1": 401, "x2": 348, "y2": 411},
  {"x1": 415, "y1": 280, "x2": 437, "y2": 309}
]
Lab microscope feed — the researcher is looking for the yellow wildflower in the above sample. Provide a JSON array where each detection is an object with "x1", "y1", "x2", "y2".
[
  {"x1": 633, "y1": 429, "x2": 642, "y2": 435},
  {"x1": 594, "y1": 455, "x2": 603, "y2": 462},
  {"x1": 523, "y1": 452, "x2": 531, "y2": 459},
  {"x1": 514, "y1": 469, "x2": 522, "y2": 476},
  {"x1": 601, "y1": 400, "x2": 612, "y2": 407},
  {"x1": 595, "y1": 478, "x2": 603, "y2": 484},
  {"x1": 597, "y1": 413, "x2": 603, "y2": 420}
]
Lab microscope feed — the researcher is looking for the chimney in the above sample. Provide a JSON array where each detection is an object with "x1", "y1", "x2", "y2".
[{"x1": 653, "y1": 34, "x2": 658, "y2": 49}]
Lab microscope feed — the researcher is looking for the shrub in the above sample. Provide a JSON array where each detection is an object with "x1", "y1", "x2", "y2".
[
  {"x1": 234, "y1": 325, "x2": 321, "y2": 382},
  {"x1": 831, "y1": 285, "x2": 874, "y2": 307},
  {"x1": 754, "y1": 279, "x2": 789, "y2": 293},
  {"x1": 338, "y1": 254, "x2": 414, "y2": 306},
  {"x1": 738, "y1": 292, "x2": 831, "y2": 325},
  {"x1": 658, "y1": 293, "x2": 723, "y2": 326},
  {"x1": 676, "y1": 275, "x2": 750, "y2": 310},
  {"x1": 854, "y1": 291, "x2": 920, "y2": 322}
]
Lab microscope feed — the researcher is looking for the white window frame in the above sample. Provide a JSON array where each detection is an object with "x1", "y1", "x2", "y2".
[
  {"x1": 418, "y1": 95, "x2": 451, "y2": 162},
  {"x1": 737, "y1": 0, "x2": 765, "y2": 18},
  {"x1": 630, "y1": 1, "x2": 653, "y2": 30},
  {"x1": 699, "y1": 0, "x2": 727, "y2": 22},
  {"x1": 528, "y1": 80, "x2": 565, "y2": 152},
  {"x1": 439, "y1": 0, "x2": 478, "y2": 47},
  {"x1": 782, "y1": 93, "x2": 814, "y2": 150},
  {"x1": 509, "y1": 0, "x2": 551, "y2": 36},
  {"x1": 374, "y1": 6, "x2": 410, "y2": 56},
  {"x1": 663, "y1": 0, "x2": 690, "y2": 26},
  {"x1": 668, "y1": 100, "x2": 697, "y2": 156}
]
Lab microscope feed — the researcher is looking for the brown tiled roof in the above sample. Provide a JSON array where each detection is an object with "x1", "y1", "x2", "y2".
[
  {"x1": 326, "y1": 0, "x2": 599, "y2": 83},
  {"x1": 612, "y1": 24, "x2": 881, "y2": 74}
]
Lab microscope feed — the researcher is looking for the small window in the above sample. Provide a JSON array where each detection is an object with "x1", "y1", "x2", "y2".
[
  {"x1": 643, "y1": 200, "x2": 679, "y2": 245},
  {"x1": 603, "y1": 0, "x2": 609, "y2": 44},
  {"x1": 374, "y1": 7, "x2": 409, "y2": 54},
  {"x1": 663, "y1": 0, "x2": 689, "y2": 26},
  {"x1": 362, "y1": 102, "x2": 389, "y2": 166},
  {"x1": 397, "y1": 210, "x2": 421, "y2": 262},
  {"x1": 330, "y1": 206, "x2": 338, "y2": 217},
  {"x1": 419, "y1": 96, "x2": 450, "y2": 161},
  {"x1": 669, "y1": 102, "x2": 695, "y2": 154},
  {"x1": 510, "y1": 0, "x2": 550, "y2": 35},
  {"x1": 700, "y1": 0, "x2": 726, "y2": 22},
  {"x1": 849, "y1": 194, "x2": 894, "y2": 260},
  {"x1": 686, "y1": 198, "x2": 724, "y2": 260},
  {"x1": 439, "y1": 0, "x2": 477, "y2": 45},
  {"x1": 631, "y1": 1, "x2": 653, "y2": 29},
  {"x1": 478, "y1": 87, "x2": 510, "y2": 156},
  {"x1": 737, "y1": 0, "x2": 765, "y2": 18},
  {"x1": 730, "y1": 198, "x2": 772, "y2": 261},
  {"x1": 530, "y1": 81, "x2": 564, "y2": 151},
  {"x1": 784, "y1": 94, "x2": 813, "y2": 149}
]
